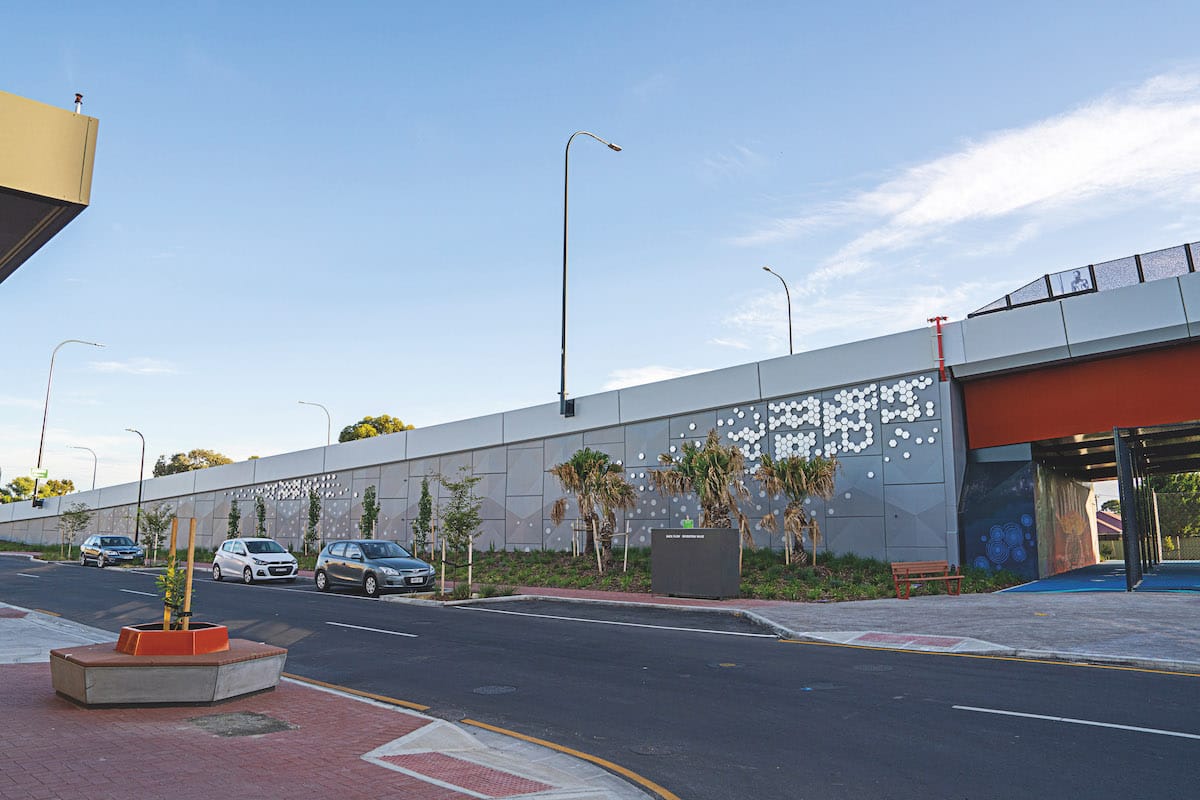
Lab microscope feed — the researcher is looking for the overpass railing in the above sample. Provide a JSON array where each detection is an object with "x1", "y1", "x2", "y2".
[{"x1": 969, "y1": 240, "x2": 1198, "y2": 318}]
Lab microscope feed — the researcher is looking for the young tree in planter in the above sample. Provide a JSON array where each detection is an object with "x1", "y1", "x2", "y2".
[
  {"x1": 754, "y1": 453, "x2": 840, "y2": 565},
  {"x1": 650, "y1": 429, "x2": 753, "y2": 547},
  {"x1": 411, "y1": 477, "x2": 433, "y2": 556},
  {"x1": 254, "y1": 495, "x2": 268, "y2": 537},
  {"x1": 138, "y1": 503, "x2": 176, "y2": 565},
  {"x1": 439, "y1": 468, "x2": 482, "y2": 592},
  {"x1": 227, "y1": 500, "x2": 242, "y2": 539},
  {"x1": 59, "y1": 502, "x2": 93, "y2": 560},
  {"x1": 359, "y1": 485, "x2": 380, "y2": 539},
  {"x1": 550, "y1": 448, "x2": 636, "y2": 565},
  {"x1": 303, "y1": 488, "x2": 321, "y2": 556}
]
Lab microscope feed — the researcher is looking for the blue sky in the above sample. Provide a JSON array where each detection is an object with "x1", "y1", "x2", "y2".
[{"x1": 3, "y1": 1, "x2": 1199, "y2": 492}]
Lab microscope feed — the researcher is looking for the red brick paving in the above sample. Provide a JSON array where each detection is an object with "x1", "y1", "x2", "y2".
[
  {"x1": 0, "y1": 609, "x2": 27, "y2": 618},
  {"x1": 0, "y1": 663, "x2": 475, "y2": 800},
  {"x1": 382, "y1": 752, "x2": 553, "y2": 797}
]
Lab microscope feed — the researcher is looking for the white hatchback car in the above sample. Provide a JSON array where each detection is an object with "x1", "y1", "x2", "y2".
[{"x1": 212, "y1": 537, "x2": 298, "y2": 584}]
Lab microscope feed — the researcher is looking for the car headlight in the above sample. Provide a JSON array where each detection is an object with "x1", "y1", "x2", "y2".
[
  {"x1": 379, "y1": 566, "x2": 399, "y2": 576},
  {"x1": 252, "y1": 558, "x2": 267, "y2": 565}
]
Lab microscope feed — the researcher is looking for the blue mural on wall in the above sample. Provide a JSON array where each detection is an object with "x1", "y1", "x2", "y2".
[{"x1": 958, "y1": 461, "x2": 1038, "y2": 579}]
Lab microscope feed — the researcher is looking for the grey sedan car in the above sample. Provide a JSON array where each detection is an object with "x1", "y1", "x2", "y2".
[{"x1": 314, "y1": 539, "x2": 435, "y2": 597}]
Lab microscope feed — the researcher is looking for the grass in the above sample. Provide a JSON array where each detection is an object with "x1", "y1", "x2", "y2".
[{"x1": 470, "y1": 547, "x2": 1025, "y2": 601}]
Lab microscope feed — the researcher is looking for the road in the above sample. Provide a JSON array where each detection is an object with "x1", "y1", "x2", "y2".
[{"x1": 3, "y1": 557, "x2": 1198, "y2": 799}]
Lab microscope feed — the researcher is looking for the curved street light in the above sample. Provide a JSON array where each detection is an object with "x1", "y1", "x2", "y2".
[
  {"x1": 762, "y1": 266, "x2": 794, "y2": 356},
  {"x1": 125, "y1": 428, "x2": 145, "y2": 543},
  {"x1": 33, "y1": 339, "x2": 104, "y2": 506},
  {"x1": 560, "y1": 130, "x2": 622, "y2": 417},
  {"x1": 298, "y1": 400, "x2": 332, "y2": 446},
  {"x1": 68, "y1": 445, "x2": 98, "y2": 491}
]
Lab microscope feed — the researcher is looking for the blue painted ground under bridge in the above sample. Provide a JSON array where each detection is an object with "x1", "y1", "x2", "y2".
[{"x1": 1002, "y1": 561, "x2": 1200, "y2": 592}]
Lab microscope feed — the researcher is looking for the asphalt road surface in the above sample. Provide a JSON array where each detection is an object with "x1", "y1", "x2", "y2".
[{"x1": 4, "y1": 557, "x2": 1199, "y2": 799}]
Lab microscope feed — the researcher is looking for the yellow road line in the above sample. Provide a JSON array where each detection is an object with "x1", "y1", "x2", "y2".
[
  {"x1": 778, "y1": 638, "x2": 1200, "y2": 677},
  {"x1": 281, "y1": 672, "x2": 430, "y2": 710},
  {"x1": 462, "y1": 718, "x2": 682, "y2": 800},
  {"x1": 34, "y1": 608, "x2": 60, "y2": 617}
]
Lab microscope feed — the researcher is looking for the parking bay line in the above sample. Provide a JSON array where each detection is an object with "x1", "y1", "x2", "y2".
[
  {"x1": 326, "y1": 621, "x2": 417, "y2": 638},
  {"x1": 953, "y1": 705, "x2": 1200, "y2": 740},
  {"x1": 460, "y1": 606, "x2": 778, "y2": 638},
  {"x1": 119, "y1": 589, "x2": 158, "y2": 597},
  {"x1": 16, "y1": 573, "x2": 40, "y2": 579}
]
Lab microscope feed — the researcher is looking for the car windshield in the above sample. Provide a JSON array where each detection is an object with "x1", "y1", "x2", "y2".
[
  {"x1": 362, "y1": 541, "x2": 411, "y2": 560},
  {"x1": 245, "y1": 540, "x2": 287, "y2": 554},
  {"x1": 100, "y1": 537, "x2": 135, "y2": 547}
]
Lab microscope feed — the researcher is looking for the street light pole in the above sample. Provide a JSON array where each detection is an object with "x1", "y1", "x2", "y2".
[
  {"x1": 68, "y1": 445, "x2": 98, "y2": 491},
  {"x1": 298, "y1": 401, "x2": 332, "y2": 446},
  {"x1": 762, "y1": 266, "x2": 794, "y2": 355},
  {"x1": 560, "y1": 130, "x2": 622, "y2": 417},
  {"x1": 33, "y1": 339, "x2": 104, "y2": 506},
  {"x1": 125, "y1": 428, "x2": 145, "y2": 543}
]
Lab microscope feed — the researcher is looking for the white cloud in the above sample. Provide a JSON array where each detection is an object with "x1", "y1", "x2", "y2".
[
  {"x1": 701, "y1": 143, "x2": 768, "y2": 180},
  {"x1": 733, "y1": 71, "x2": 1200, "y2": 272},
  {"x1": 602, "y1": 365, "x2": 708, "y2": 391},
  {"x1": 707, "y1": 337, "x2": 751, "y2": 350},
  {"x1": 89, "y1": 358, "x2": 179, "y2": 376}
]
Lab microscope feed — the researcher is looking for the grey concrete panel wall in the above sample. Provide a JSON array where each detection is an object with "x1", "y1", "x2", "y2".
[
  {"x1": 583, "y1": 425, "x2": 624, "y2": 445},
  {"x1": 379, "y1": 462, "x2": 409, "y2": 499},
  {"x1": 0, "y1": 504, "x2": 12, "y2": 524},
  {"x1": 323, "y1": 432, "x2": 407, "y2": 472},
  {"x1": 1061, "y1": 278, "x2": 1190, "y2": 357},
  {"x1": 542, "y1": 434, "x2": 584, "y2": 471},
  {"x1": 505, "y1": 448, "x2": 543, "y2": 497},
  {"x1": 143, "y1": 471, "x2": 197, "y2": 502},
  {"x1": 98, "y1": 482, "x2": 141, "y2": 508},
  {"x1": 618, "y1": 363, "x2": 761, "y2": 422},
  {"x1": 882, "y1": 421, "x2": 945, "y2": 484},
  {"x1": 473, "y1": 446, "x2": 507, "y2": 474},
  {"x1": 759, "y1": 327, "x2": 936, "y2": 400},
  {"x1": 883, "y1": 484, "x2": 949, "y2": 550},
  {"x1": 505, "y1": 495, "x2": 543, "y2": 548},
  {"x1": 623, "y1": 419, "x2": 669, "y2": 468},
  {"x1": 407, "y1": 414, "x2": 503, "y2": 459},
  {"x1": 252, "y1": 448, "x2": 326, "y2": 484},
  {"x1": 503, "y1": 393, "x2": 621, "y2": 444},
  {"x1": 194, "y1": 460, "x2": 257, "y2": 493},
  {"x1": 955, "y1": 302, "x2": 1069, "y2": 377},
  {"x1": 1180, "y1": 272, "x2": 1200, "y2": 337},
  {"x1": 824, "y1": 516, "x2": 887, "y2": 560}
]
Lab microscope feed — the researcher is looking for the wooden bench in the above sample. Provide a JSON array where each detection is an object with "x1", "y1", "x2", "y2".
[{"x1": 891, "y1": 560, "x2": 963, "y2": 599}]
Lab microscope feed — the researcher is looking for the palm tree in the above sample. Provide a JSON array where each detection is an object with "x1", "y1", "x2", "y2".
[
  {"x1": 550, "y1": 448, "x2": 636, "y2": 567},
  {"x1": 650, "y1": 429, "x2": 753, "y2": 548},
  {"x1": 754, "y1": 453, "x2": 840, "y2": 565}
]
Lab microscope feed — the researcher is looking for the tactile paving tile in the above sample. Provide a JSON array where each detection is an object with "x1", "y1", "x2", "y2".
[
  {"x1": 380, "y1": 752, "x2": 554, "y2": 797},
  {"x1": 0, "y1": 608, "x2": 28, "y2": 618}
]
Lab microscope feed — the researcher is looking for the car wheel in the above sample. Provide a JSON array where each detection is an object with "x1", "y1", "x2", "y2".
[
  {"x1": 79, "y1": 552, "x2": 87, "y2": 566},
  {"x1": 212, "y1": 564, "x2": 222, "y2": 582},
  {"x1": 315, "y1": 570, "x2": 330, "y2": 592},
  {"x1": 242, "y1": 567, "x2": 254, "y2": 585},
  {"x1": 96, "y1": 553, "x2": 105, "y2": 568},
  {"x1": 364, "y1": 573, "x2": 380, "y2": 598}
]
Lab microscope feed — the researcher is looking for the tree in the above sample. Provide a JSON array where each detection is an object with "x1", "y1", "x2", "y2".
[
  {"x1": 1150, "y1": 472, "x2": 1200, "y2": 538},
  {"x1": 1, "y1": 476, "x2": 75, "y2": 503},
  {"x1": 549, "y1": 448, "x2": 636, "y2": 566},
  {"x1": 153, "y1": 449, "x2": 233, "y2": 477},
  {"x1": 1100, "y1": 499, "x2": 1121, "y2": 514},
  {"x1": 411, "y1": 478, "x2": 433, "y2": 556},
  {"x1": 439, "y1": 467, "x2": 483, "y2": 587},
  {"x1": 58, "y1": 502, "x2": 92, "y2": 560},
  {"x1": 359, "y1": 485, "x2": 380, "y2": 539},
  {"x1": 754, "y1": 453, "x2": 840, "y2": 565},
  {"x1": 254, "y1": 495, "x2": 268, "y2": 537},
  {"x1": 138, "y1": 503, "x2": 176, "y2": 565},
  {"x1": 650, "y1": 429, "x2": 753, "y2": 547},
  {"x1": 227, "y1": 500, "x2": 242, "y2": 539},
  {"x1": 338, "y1": 414, "x2": 414, "y2": 443},
  {"x1": 304, "y1": 488, "x2": 321, "y2": 556}
]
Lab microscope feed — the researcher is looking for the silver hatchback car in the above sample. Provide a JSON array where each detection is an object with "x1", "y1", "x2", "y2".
[
  {"x1": 212, "y1": 537, "x2": 298, "y2": 584},
  {"x1": 314, "y1": 539, "x2": 435, "y2": 597}
]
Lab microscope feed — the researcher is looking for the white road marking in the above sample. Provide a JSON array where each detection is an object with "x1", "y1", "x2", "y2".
[
  {"x1": 461, "y1": 606, "x2": 777, "y2": 638},
  {"x1": 953, "y1": 705, "x2": 1200, "y2": 740},
  {"x1": 16, "y1": 573, "x2": 40, "y2": 578},
  {"x1": 326, "y1": 621, "x2": 417, "y2": 638},
  {"x1": 119, "y1": 589, "x2": 158, "y2": 597}
]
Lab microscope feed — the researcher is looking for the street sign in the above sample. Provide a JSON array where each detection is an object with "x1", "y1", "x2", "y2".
[{"x1": 30, "y1": 468, "x2": 48, "y2": 479}]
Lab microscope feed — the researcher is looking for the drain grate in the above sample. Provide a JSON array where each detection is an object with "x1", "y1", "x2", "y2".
[
  {"x1": 853, "y1": 664, "x2": 894, "y2": 673},
  {"x1": 188, "y1": 711, "x2": 296, "y2": 737}
]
